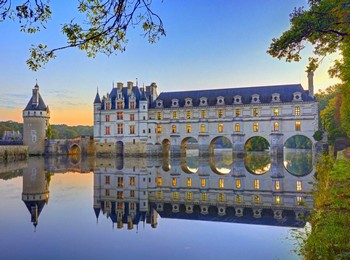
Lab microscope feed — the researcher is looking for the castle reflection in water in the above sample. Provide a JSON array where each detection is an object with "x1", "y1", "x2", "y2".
[{"x1": 0, "y1": 150, "x2": 314, "y2": 230}]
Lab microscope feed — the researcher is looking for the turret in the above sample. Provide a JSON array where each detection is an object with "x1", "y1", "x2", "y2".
[{"x1": 23, "y1": 83, "x2": 50, "y2": 155}]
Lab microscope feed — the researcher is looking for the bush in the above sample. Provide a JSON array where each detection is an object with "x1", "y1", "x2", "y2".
[{"x1": 313, "y1": 130, "x2": 324, "y2": 141}]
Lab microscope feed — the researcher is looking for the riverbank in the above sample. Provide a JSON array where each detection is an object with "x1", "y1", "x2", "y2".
[
  {"x1": 0, "y1": 145, "x2": 28, "y2": 162},
  {"x1": 301, "y1": 152, "x2": 350, "y2": 259}
]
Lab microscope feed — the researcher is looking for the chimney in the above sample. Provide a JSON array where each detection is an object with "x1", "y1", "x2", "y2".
[
  {"x1": 127, "y1": 81, "x2": 133, "y2": 90},
  {"x1": 117, "y1": 82, "x2": 123, "y2": 90},
  {"x1": 307, "y1": 71, "x2": 314, "y2": 97}
]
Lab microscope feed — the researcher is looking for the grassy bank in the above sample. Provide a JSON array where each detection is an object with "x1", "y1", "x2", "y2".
[{"x1": 301, "y1": 154, "x2": 350, "y2": 259}]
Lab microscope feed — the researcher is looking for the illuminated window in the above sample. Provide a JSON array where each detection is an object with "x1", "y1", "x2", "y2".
[
  {"x1": 219, "y1": 178, "x2": 224, "y2": 188},
  {"x1": 157, "y1": 112, "x2": 162, "y2": 120},
  {"x1": 157, "y1": 125, "x2": 162, "y2": 134},
  {"x1": 173, "y1": 111, "x2": 177, "y2": 119},
  {"x1": 253, "y1": 108, "x2": 259, "y2": 117},
  {"x1": 130, "y1": 177, "x2": 135, "y2": 186},
  {"x1": 218, "y1": 123, "x2": 224, "y2": 133},
  {"x1": 235, "y1": 109, "x2": 240, "y2": 117},
  {"x1": 105, "y1": 115, "x2": 110, "y2": 122},
  {"x1": 130, "y1": 125, "x2": 135, "y2": 134},
  {"x1": 157, "y1": 191, "x2": 162, "y2": 199},
  {"x1": 117, "y1": 191, "x2": 124, "y2": 199},
  {"x1": 235, "y1": 123, "x2": 240, "y2": 132},
  {"x1": 254, "y1": 195, "x2": 260, "y2": 203},
  {"x1": 187, "y1": 192, "x2": 192, "y2": 200},
  {"x1": 173, "y1": 192, "x2": 179, "y2": 200},
  {"x1": 273, "y1": 107, "x2": 279, "y2": 116},
  {"x1": 201, "y1": 110, "x2": 206, "y2": 119},
  {"x1": 130, "y1": 190, "x2": 135, "y2": 197},
  {"x1": 297, "y1": 196, "x2": 302, "y2": 205},
  {"x1": 201, "y1": 124, "x2": 206, "y2": 133},
  {"x1": 236, "y1": 195, "x2": 242, "y2": 203},
  {"x1": 296, "y1": 181, "x2": 302, "y2": 191},
  {"x1": 201, "y1": 178, "x2": 206, "y2": 187},
  {"x1": 130, "y1": 202, "x2": 135, "y2": 210},
  {"x1": 235, "y1": 179, "x2": 241, "y2": 189},
  {"x1": 275, "y1": 180, "x2": 280, "y2": 190},
  {"x1": 295, "y1": 106, "x2": 300, "y2": 116},
  {"x1": 117, "y1": 101, "x2": 123, "y2": 109},
  {"x1": 253, "y1": 122, "x2": 259, "y2": 132},
  {"x1": 254, "y1": 179, "x2": 260, "y2": 189},
  {"x1": 186, "y1": 124, "x2": 191, "y2": 133},
  {"x1": 218, "y1": 109, "x2": 224, "y2": 118},
  {"x1": 295, "y1": 121, "x2": 301, "y2": 131},
  {"x1": 172, "y1": 178, "x2": 177, "y2": 186},
  {"x1": 274, "y1": 122, "x2": 279, "y2": 132},
  {"x1": 201, "y1": 192, "x2": 207, "y2": 201},
  {"x1": 186, "y1": 111, "x2": 191, "y2": 119},
  {"x1": 130, "y1": 102, "x2": 135, "y2": 109},
  {"x1": 117, "y1": 112, "x2": 124, "y2": 120},
  {"x1": 105, "y1": 176, "x2": 110, "y2": 185},
  {"x1": 117, "y1": 177, "x2": 124, "y2": 187},
  {"x1": 172, "y1": 125, "x2": 177, "y2": 133},
  {"x1": 105, "y1": 189, "x2": 110, "y2": 196},
  {"x1": 275, "y1": 196, "x2": 281, "y2": 205},
  {"x1": 130, "y1": 114, "x2": 135, "y2": 121},
  {"x1": 187, "y1": 178, "x2": 192, "y2": 187},
  {"x1": 106, "y1": 102, "x2": 111, "y2": 110},
  {"x1": 117, "y1": 202, "x2": 123, "y2": 210},
  {"x1": 105, "y1": 126, "x2": 110, "y2": 135},
  {"x1": 117, "y1": 124, "x2": 124, "y2": 134},
  {"x1": 219, "y1": 193, "x2": 225, "y2": 202},
  {"x1": 157, "y1": 177, "x2": 162, "y2": 186}
]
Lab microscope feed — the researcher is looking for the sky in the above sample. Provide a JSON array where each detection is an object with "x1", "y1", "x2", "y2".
[{"x1": 0, "y1": 0, "x2": 340, "y2": 126}]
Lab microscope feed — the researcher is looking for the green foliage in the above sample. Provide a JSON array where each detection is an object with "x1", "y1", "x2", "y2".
[
  {"x1": 299, "y1": 155, "x2": 350, "y2": 259},
  {"x1": 0, "y1": 121, "x2": 23, "y2": 137},
  {"x1": 285, "y1": 135, "x2": 312, "y2": 149},
  {"x1": 46, "y1": 124, "x2": 52, "y2": 139},
  {"x1": 313, "y1": 130, "x2": 323, "y2": 141},
  {"x1": 245, "y1": 137, "x2": 270, "y2": 151},
  {"x1": 0, "y1": 0, "x2": 165, "y2": 70},
  {"x1": 244, "y1": 152, "x2": 270, "y2": 174}
]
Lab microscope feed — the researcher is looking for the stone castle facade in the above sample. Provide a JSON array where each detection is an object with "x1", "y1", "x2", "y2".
[{"x1": 93, "y1": 72, "x2": 318, "y2": 156}]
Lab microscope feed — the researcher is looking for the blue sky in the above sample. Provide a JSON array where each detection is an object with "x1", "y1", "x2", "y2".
[{"x1": 0, "y1": 0, "x2": 339, "y2": 125}]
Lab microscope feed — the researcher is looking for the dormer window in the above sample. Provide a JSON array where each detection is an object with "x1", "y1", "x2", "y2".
[
  {"x1": 157, "y1": 100, "x2": 163, "y2": 108},
  {"x1": 216, "y1": 96, "x2": 225, "y2": 105},
  {"x1": 293, "y1": 92, "x2": 303, "y2": 102},
  {"x1": 271, "y1": 93, "x2": 280, "y2": 102},
  {"x1": 199, "y1": 97, "x2": 208, "y2": 106},
  {"x1": 234, "y1": 95, "x2": 242, "y2": 104},
  {"x1": 251, "y1": 94, "x2": 260, "y2": 103},
  {"x1": 171, "y1": 99, "x2": 179, "y2": 107},
  {"x1": 185, "y1": 98, "x2": 193, "y2": 107}
]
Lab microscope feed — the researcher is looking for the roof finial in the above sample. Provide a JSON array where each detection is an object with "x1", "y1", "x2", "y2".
[{"x1": 136, "y1": 78, "x2": 138, "y2": 87}]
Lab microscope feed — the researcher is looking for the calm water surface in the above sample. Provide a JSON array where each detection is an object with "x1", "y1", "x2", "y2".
[{"x1": 0, "y1": 150, "x2": 314, "y2": 260}]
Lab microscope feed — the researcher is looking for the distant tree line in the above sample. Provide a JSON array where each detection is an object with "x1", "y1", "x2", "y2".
[{"x1": 0, "y1": 121, "x2": 92, "y2": 139}]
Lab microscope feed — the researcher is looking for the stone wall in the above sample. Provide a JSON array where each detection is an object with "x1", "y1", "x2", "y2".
[{"x1": 0, "y1": 145, "x2": 28, "y2": 162}]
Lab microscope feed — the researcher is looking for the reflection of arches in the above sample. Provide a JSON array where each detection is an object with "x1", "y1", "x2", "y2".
[
  {"x1": 209, "y1": 152, "x2": 232, "y2": 175},
  {"x1": 69, "y1": 144, "x2": 81, "y2": 155},
  {"x1": 283, "y1": 149, "x2": 313, "y2": 176},
  {"x1": 244, "y1": 152, "x2": 271, "y2": 175},
  {"x1": 181, "y1": 155, "x2": 199, "y2": 174},
  {"x1": 116, "y1": 141, "x2": 124, "y2": 156},
  {"x1": 162, "y1": 139, "x2": 171, "y2": 156},
  {"x1": 210, "y1": 136, "x2": 232, "y2": 155},
  {"x1": 162, "y1": 156, "x2": 171, "y2": 172},
  {"x1": 245, "y1": 136, "x2": 270, "y2": 152},
  {"x1": 180, "y1": 137, "x2": 198, "y2": 156},
  {"x1": 284, "y1": 135, "x2": 312, "y2": 149}
]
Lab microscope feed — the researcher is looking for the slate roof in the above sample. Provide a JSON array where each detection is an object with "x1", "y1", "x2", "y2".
[
  {"x1": 24, "y1": 94, "x2": 47, "y2": 111},
  {"x1": 153, "y1": 84, "x2": 315, "y2": 108},
  {"x1": 101, "y1": 86, "x2": 143, "y2": 110},
  {"x1": 94, "y1": 91, "x2": 101, "y2": 104}
]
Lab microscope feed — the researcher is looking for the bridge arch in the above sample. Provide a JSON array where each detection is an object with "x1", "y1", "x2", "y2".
[
  {"x1": 69, "y1": 144, "x2": 81, "y2": 155},
  {"x1": 162, "y1": 139, "x2": 171, "y2": 156},
  {"x1": 209, "y1": 136, "x2": 232, "y2": 155},
  {"x1": 245, "y1": 136, "x2": 270, "y2": 152},
  {"x1": 180, "y1": 137, "x2": 199, "y2": 156},
  {"x1": 244, "y1": 152, "x2": 271, "y2": 175},
  {"x1": 116, "y1": 141, "x2": 124, "y2": 156},
  {"x1": 181, "y1": 155, "x2": 199, "y2": 174}
]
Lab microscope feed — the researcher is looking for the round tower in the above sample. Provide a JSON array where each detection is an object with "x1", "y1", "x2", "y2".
[{"x1": 23, "y1": 83, "x2": 50, "y2": 155}]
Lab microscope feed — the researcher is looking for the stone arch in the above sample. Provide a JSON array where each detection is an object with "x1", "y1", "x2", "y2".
[
  {"x1": 283, "y1": 135, "x2": 313, "y2": 176},
  {"x1": 209, "y1": 136, "x2": 232, "y2": 155},
  {"x1": 181, "y1": 155, "x2": 199, "y2": 174},
  {"x1": 209, "y1": 152, "x2": 232, "y2": 175},
  {"x1": 180, "y1": 137, "x2": 199, "y2": 156},
  {"x1": 245, "y1": 136, "x2": 270, "y2": 152},
  {"x1": 244, "y1": 152, "x2": 271, "y2": 175},
  {"x1": 162, "y1": 139, "x2": 171, "y2": 156},
  {"x1": 116, "y1": 141, "x2": 124, "y2": 156},
  {"x1": 69, "y1": 144, "x2": 81, "y2": 155}
]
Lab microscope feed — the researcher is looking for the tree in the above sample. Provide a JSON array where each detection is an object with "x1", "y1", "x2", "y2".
[
  {"x1": 0, "y1": 0, "x2": 165, "y2": 70},
  {"x1": 268, "y1": 0, "x2": 350, "y2": 137}
]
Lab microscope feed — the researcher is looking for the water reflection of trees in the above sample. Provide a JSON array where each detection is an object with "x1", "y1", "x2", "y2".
[
  {"x1": 245, "y1": 152, "x2": 271, "y2": 175},
  {"x1": 284, "y1": 149, "x2": 313, "y2": 176},
  {"x1": 211, "y1": 152, "x2": 232, "y2": 174}
]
